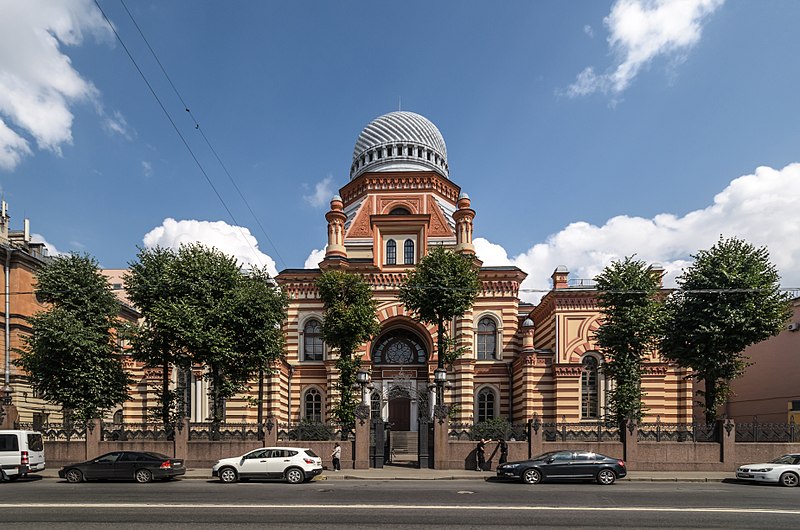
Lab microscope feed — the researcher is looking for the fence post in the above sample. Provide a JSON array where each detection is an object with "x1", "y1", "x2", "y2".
[
  {"x1": 433, "y1": 408, "x2": 449, "y2": 470},
  {"x1": 719, "y1": 418, "x2": 735, "y2": 467},
  {"x1": 530, "y1": 415, "x2": 543, "y2": 459},
  {"x1": 354, "y1": 410, "x2": 370, "y2": 469},
  {"x1": 85, "y1": 418, "x2": 101, "y2": 460},
  {"x1": 173, "y1": 418, "x2": 189, "y2": 461},
  {"x1": 264, "y1": 417, "x2": 277, "y2": 446},
  {"x1": 622, "y1": 418, "x2": 638, "y2": 470}
]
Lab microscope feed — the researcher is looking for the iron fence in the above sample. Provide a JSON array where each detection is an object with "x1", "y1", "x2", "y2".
[
  {"x1": 448, "y1": 421, "x2": 529, "y2": 441},
  {"x1": 276, "y1": 422, "x2": 351, "y2": 442},
  {"x1": 101, "y1": 422, "x2": 176, "y2": 441},
  {"x1": 189, "y1": 422, "x2": 264, "y2": 441},
  {"x1": 16, "y1": 422, "x2": 88, "y2": 441},
  {"x1": 541, "y1": 421, "x2": 621, "y2": 442},
  {"x1": 736, "y1": 417, "x2": 798, "y2": 443},
  {"x1": 637, "y1": 419, "x2": 718, "y2": 442}
]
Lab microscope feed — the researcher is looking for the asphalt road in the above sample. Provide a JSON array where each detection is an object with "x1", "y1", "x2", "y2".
[{"x1": 2, "y1": 476, "x2": 798, "y2": 529}]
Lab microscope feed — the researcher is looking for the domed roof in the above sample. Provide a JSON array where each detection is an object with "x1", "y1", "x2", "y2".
[{"x1": 350, "y1": 111, "x2": 449, "y2": 180}]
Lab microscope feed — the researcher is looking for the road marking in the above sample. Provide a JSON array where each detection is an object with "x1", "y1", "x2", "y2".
[{"x1": 1, "y1": 504, "x2": 799, "y2": 515}]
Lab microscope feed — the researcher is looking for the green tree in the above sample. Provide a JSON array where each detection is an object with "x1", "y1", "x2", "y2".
[
  {"x1": 594, "y1": 256, "x2": 665, "y2": 424},
  {"x1": 125, "y1": 247, "x2": 188, "y2": 428},
  {"x1": 170, "y1": 245, "x2": 287, "y2": 423},
  {"x1": 15, "y1": 254, "x2": 130, "y2": 422},
  {"x1": 399, "y1": 246, "x2": 480, "y2": 401},
  {"x1": 661, "y1": 237, "x2": 792, "y2": 422},
  {"x1": 316, "y1": 270, "x2": 380, "y2": 430}
]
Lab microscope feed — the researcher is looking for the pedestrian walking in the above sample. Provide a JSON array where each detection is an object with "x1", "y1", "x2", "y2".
[
  {"x1": 476, "y1": 437, "x2": 491, "y2": 471},
  {"x1": 498, "y1": 437, "x2": 508, "y2": 466},
  {"x1": 331, "y1": 443, "x2": 341, "y2": 471}
]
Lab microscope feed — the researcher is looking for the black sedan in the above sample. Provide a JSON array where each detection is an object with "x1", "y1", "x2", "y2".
[
  {"x1": 58, "y1": 451, "x2": 186, "y2": 483},
  {"x1": 496, "y1": 450, "x2": 626, "y2": 485}
]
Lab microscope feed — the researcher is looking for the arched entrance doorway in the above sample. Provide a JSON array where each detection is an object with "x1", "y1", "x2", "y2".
[{"x1": 370, "y1": 327, "x2": 429, "y2": 432}]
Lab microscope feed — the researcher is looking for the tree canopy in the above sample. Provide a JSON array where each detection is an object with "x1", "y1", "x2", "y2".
[
  {"x1": 316, "y1": 270, "x2": 380, "y2": 429},
  {"x1": 127, "y1": 244, "x2": 287, "y2": 424},
  {"x1": 661, "y1": 237, "x2": 792, "y2": 422},
  {"x1": 16, "y1": 253, "x2": 129, "y2": 422},
  {"x1": 594, "y1": 256, "x2": 665, "y2": 423},
  {"x1": 399, "y1": 246, "x2": 480, "y2": 371}
]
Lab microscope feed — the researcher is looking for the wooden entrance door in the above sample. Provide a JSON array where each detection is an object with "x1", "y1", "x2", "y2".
[{"x1": 388, "y1": 397, "x2": 411, "y2": 431}]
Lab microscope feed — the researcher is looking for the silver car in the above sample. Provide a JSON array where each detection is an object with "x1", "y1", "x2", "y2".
[
  {"x1": 212, "y1": 447, "x2": 323, "y2": 484},
  {"x1": 736, "y1": 454, "x2": 800, "y2": 487}
]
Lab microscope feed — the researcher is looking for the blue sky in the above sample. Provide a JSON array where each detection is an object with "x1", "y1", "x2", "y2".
[{"x1": 1, "y1": 0, "x2": 799, "y2": 301}]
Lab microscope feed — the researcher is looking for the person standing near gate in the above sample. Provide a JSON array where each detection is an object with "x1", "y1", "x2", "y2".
[
  {"x1": 476, "y1": 437, "x2": 491, "y2": 471},
  {"x1": 498, "y1": 437, "x2": 508, "y2": 466},
  {"x1": 331, "y1": 443, "x2": 341, "y2": 471}
]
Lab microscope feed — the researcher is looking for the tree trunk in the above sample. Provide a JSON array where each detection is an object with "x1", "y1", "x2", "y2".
[
  {"x1": 704, "y1": 378, "x2": 717, "y2": 424},
  {"x1": 211, "y1": 365, "x2": 221, "y2": 424},
  {"x1": 437, "y1": 320, "x2": 445, "y2": 370},
  {"x1": 161, "y1": 343, "x2": 170, "y2": 429}
]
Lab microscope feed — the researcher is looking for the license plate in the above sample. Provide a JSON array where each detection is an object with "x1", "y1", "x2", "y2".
[{"x1": 737, "y1": 473, "x2": 753, "y2": 478}]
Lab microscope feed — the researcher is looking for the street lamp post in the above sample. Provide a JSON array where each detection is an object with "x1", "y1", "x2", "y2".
[
  {"x1": 434, "y1": 367, "x2": 447, "y2": 408},
  {"x1": 356, "y1": 368, "x2": 370, "y2": 406}
]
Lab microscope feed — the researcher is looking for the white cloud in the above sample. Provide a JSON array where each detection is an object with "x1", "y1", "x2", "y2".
[
  {"x1": 565, "y1": 0, "x2": 724, "y2": 97},
  {"x1": 303, "y1": 176, "x2": 334, "y2": 208},
  {"x1": 303, "y1": 248, "x2": 326, "y2": 269},
  {"x1": 101, "y1": 109, "x2": 133, "y2": 139},
  {"x1": 475, "y1": 163, "x2": 800, "y2": 303},
  {"x1": 0, "y1": 0, "x2": 112, "y2": 169},
  {"x1": 30, "y1": 233, "x2": 65, "y2": 256},
  {"x1": 583, "y1": 24, "x2": 595, "y2": 38},
  {"x1": 143, "y1": 218, "x2": 278, "y2": 277},
  {"x1": 141, "y1": 160, "x2": 152, "y2": 177}
]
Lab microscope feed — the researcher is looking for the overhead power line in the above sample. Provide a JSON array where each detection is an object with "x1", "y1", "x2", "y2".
[
  {"x1": 117, "y1": 0, "x2": 287, "y2": 270},
  {"x1": 91, "y1": 0, "x2": 277, "y2": 272}
]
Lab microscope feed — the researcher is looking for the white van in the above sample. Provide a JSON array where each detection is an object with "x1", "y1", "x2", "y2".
[{"x1": 0, "y1": 430, "x2": 46, "y2": 481}]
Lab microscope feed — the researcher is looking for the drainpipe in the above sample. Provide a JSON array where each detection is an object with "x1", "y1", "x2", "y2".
[{"x1": 4, "y1": 247, "x2": 13, "y2": 397}]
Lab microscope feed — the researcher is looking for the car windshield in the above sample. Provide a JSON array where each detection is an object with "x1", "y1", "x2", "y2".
[
  {"x1": 531, "y1": 452, "x2": 555, "y2": 461},
  {"x1": 769, "y1": 455, "x2": 800, "y2": 465},
  {"x1": 143, "y1": 452, "x2": 169, "y2": 460}
]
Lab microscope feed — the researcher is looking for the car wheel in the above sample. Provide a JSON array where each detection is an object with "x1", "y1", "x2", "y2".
[
  {"x1": 285, "y1": 467, "x2": 305, "y2": 484},
  {"x1": 597, "y1": 469, "x2": 616, "y2": 485},
  {"x1": 522, "y1": 468, "x2": 541, "y2": 485},
  {"x1": 65, "y1": 469, "x2": 84, "y2": 483},
  {"x1": 779, "y1": 472, "x2": 799, "y2": 487},
  {"x1": 134, "y1": 469, "x2": 153, "y2": 483},
  {"x1": 219, "y1": 467, "x2": 238, "y2": 484}
]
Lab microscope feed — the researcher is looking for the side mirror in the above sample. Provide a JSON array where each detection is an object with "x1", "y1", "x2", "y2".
[{"x1": 546, "y1": 458, "x2": 555, "y2": 464}]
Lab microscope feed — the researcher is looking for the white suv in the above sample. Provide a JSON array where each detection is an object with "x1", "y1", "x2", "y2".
[
  {"x1": 212, "y1": 447, "x2": 323, "y2": 484},
  {"x1": 0, "y1": 430, "x2": 46, "y2": 481}
]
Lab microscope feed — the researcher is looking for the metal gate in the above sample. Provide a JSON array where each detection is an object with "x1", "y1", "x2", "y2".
[{"x1": 370, "y1": 418, "x2": 391, "y2": 468}]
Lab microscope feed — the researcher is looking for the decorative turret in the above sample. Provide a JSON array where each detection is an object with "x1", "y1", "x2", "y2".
[
  {"x1": 521, "y1": 318, "x2": 535, "y2": 353},
  {"x1": 453, "y1": 191, "x2": 475, "y2": 254},
  {"x1": 324, "y1": 195, "x2": 347, "y2": 259},
  {"x1": 551, "y1": 265, "x2": 569, "y2": 289}
]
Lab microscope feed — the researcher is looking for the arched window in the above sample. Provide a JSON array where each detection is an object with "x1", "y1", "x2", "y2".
[
  {"x1": 390, "y1": 207, "x2": 410, "y2": 215},
  {"x1": 477, "y1": 317, "x2": 497, "y2": 360},
  {"x1": 581, "y1": 356, "x2": 600, "y2": 419},
  {"x1": 304, "y1": 388, "x2": 322, "y2": 422},
  {"x1": 386, "y1": 240, "x2": 396, "y2": 265},
  {"x1": 370, "y1": 392, "x2": 382, "y2": 420},
  {"x1": 303, "y1": 319, "x2": 324, "y2": 361},
  {"x1": 404, "y1": 239, "x2": 414, "y2": 264},
  {"x1": 476, "y1": 387, "x2": 496, "y2": 423}
]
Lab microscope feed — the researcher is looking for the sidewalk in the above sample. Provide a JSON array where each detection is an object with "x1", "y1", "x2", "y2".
[{"x1": 36, "y1": 466, "x2": 733, "y2": 482}]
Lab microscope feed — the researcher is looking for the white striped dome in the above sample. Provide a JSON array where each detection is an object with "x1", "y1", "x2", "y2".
[{"x1": 350, "y1": 111, "x2": 449, "y2": 180}]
